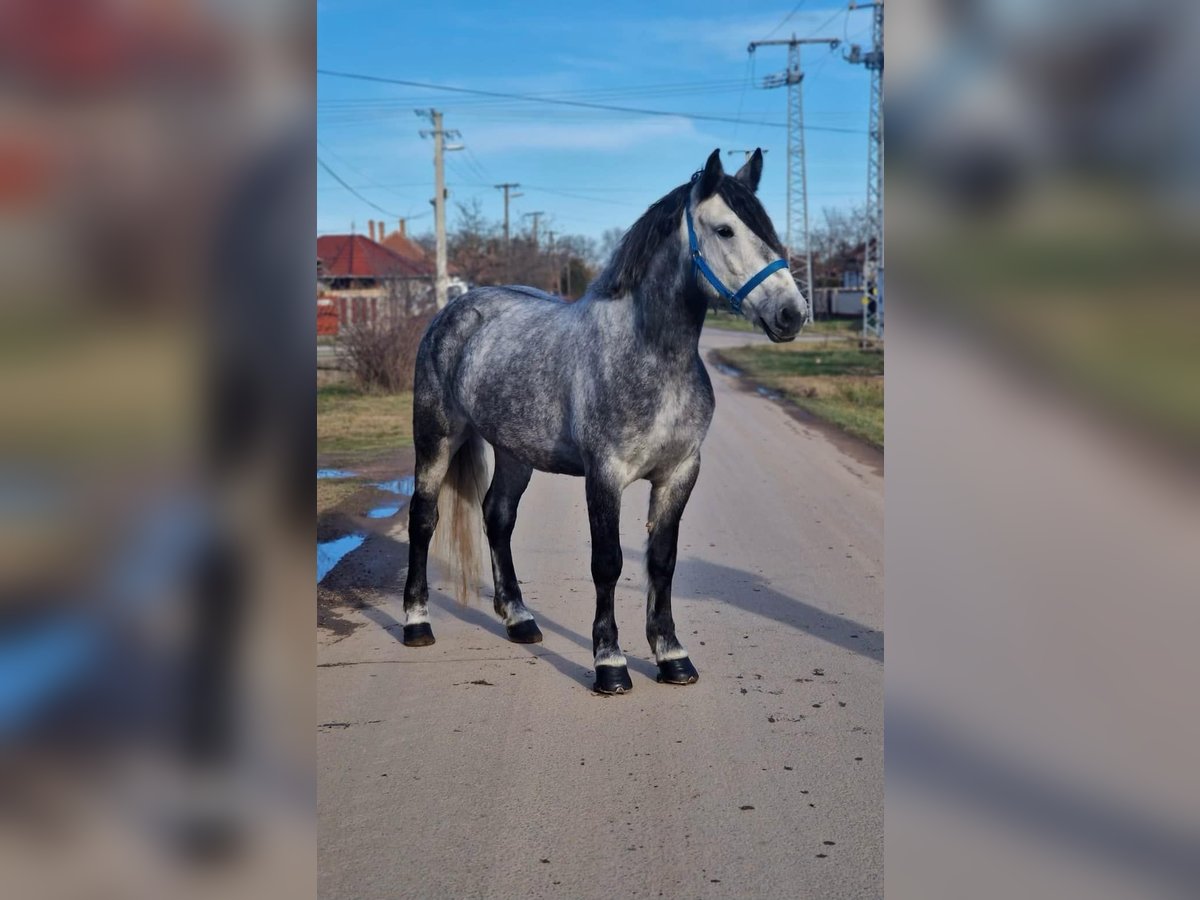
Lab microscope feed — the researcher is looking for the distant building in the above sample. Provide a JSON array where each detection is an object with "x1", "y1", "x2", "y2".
[
  {"x1": 810, "y1": 238, "x2": 877, "y2": 317},
  {"x1": 316, "y1": 233, "x2": 434, "y2": 333},
  {"x1": 377, "y1": 218, "x2": 471, "y2": 300}
]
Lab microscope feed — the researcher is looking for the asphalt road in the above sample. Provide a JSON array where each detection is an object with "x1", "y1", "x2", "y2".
[{"x1": 318, "y1": 327, "x2": 883, "y2": 899}]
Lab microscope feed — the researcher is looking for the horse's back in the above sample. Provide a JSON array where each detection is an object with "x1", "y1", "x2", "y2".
[
  {"x1": 419, "y1": 286, "x2": 568, "y2": 368},
  {"x1": 414, "y1": 286, "x2": 584, "y2": 472}
]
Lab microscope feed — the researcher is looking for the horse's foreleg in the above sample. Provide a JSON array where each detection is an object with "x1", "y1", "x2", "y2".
[
  {"x1": 585, "y1": 470, "x2": 631, "y2": 694},
  {"x1": 401, "y1": 433, "x2": 453, "y2": 646},
  {"x1": 483, "y1": 449, "x2": 541, "y2": 643},
  {"x1": 646, "y1": 455, "x2": 701, "y2": 685}
]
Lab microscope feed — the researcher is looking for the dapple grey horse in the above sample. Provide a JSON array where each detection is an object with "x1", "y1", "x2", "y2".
[{"x1": 401, "y1": 148, "x2": 809, "y2": 693}]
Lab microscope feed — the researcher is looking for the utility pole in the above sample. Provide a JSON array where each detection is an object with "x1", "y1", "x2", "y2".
[
  {"x1": 846, "y1": 0, "x2": 884, "y2": 339},
  {"x1": 544, "y1": 230, "x2": 557, "y2": 294},
  {"x1": 417, "y1": 108, "x2": 462, "y2": 308},
  {"x1": 522, "y1": 211, "x2": 544, "y2": 249},
  {"x1": 494, "y1": 183, "x2": 522, "y2": 246},
  {"x1": 747, "y1": 35, "x2": 839, "y2": 310}
]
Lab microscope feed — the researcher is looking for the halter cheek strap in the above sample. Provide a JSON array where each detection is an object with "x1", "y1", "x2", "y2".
[{"x1": 686, "y1": 202, "x2": 789, "y2": 315}]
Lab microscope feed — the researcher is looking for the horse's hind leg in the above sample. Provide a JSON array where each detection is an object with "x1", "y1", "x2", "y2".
[
  {"x1": 645, "y1": 455, "x2": 701, "y2": 685},
  {"x1": 585, "y1": 469, "x2": 632, "y2": 694},
  {"x1": 482, "y1": 448, "x2": 541, "y2": 643},
  {"x1": 401, "y1": 427, "x2": 455, "y2": 647}
]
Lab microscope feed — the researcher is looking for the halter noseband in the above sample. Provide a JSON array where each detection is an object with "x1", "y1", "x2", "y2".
[{"x1": 685, "y1": 197, "x2": 789, "y2": 315}]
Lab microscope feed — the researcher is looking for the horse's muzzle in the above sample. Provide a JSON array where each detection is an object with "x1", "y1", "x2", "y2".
[{"x1": 763, "y1": 300, "x2": 808, "y2": 342}]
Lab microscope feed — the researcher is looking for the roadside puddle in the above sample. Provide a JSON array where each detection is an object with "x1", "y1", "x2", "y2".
[
  {"x1": 365, "y1": 475, "x2": 414, "y2": 519},
  {"x1": 318, "y1": 533, "x2": 366, "y2": 583},
  {"x1": 317, "y1": 472, "x2": 414, "y2": 576},
  {"x1": 375, "y1": 476, "x2": 415, "y2": 496},
  {"x1": 366, "y1": 504, "x2": 401, "y2": 519},
  {"x1": 714, "y1": 363, "x2": 744, "y2": 378}
]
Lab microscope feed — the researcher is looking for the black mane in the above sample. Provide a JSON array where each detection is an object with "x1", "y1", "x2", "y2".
[{"x1": 592, "y1": 175, "x2": 785, "y2": 298}]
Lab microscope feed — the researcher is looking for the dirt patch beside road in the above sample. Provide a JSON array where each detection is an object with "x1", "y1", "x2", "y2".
[{"x1": 317, "y1": 445, "x2": 416, "y2": 641}]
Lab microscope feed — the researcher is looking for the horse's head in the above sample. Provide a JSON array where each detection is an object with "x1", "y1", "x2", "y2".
[{"x1": 687, "y1": 148, "x2": 810, "y2": 342}]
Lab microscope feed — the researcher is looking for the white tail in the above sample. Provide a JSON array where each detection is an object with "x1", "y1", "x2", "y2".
[{"x1": 433, "y1": 432, "x2": 488, "y2": 603}]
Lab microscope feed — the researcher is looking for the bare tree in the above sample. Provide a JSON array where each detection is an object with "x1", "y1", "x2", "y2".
[
  {"x1": 597, "y1": 227, "x2": 624, "y2": 268},
  {"x1": 811, "y1": 205, "x2": 872, "y2": 262},
  {"x1": 448, "y1": 199, "x2": 505, "y2": 285}
]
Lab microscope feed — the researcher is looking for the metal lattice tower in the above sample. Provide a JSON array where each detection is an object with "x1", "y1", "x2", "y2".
[
  {"x1": 847, "y1": 1, "x2": 884, "y2": 339},
  {"x1": 748, "y1": 35, "x2": 840, "y2": 308}
]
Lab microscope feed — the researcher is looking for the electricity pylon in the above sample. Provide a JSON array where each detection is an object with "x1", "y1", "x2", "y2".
[
  {"x1": 747, "y1": 35, "x2": 840, "y2": 308},
  {"x1": 846, "y1": 0, "x2": 884, "y2": 339}
]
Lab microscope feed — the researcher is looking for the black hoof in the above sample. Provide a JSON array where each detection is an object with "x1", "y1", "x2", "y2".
[
  {"x1": 656, "y1": 656, "x2": 699, "y2": 685},
  {"x1": 506, "y1": 619, "x2": 543, "y2": 644},
  {"x1": 593, "y1": 664, "x2": 633, "y2": 695},
  {"x1": 402, "y1": 623, "x2": 435, "y2": 647}
]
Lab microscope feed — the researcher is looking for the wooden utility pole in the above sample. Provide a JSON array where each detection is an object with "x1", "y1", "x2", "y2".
[
  {"x1": 522, "y1": 211, "x2": 544, "y2": 249},
  {"x1": 494, "y1": 183, "x2": 522, "y2": 246},
  {"x1": 544, "y1": 230, "x2": 556, "y2": 294},
  {"x1": 417, "y1": 109, "x2": 462, "y2": 308}
]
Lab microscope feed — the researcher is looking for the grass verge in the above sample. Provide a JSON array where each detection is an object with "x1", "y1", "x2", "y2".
[
  {"x1": 714, "y1": 341, "x2": 884, "y2": 449},
  {"x1": 704, "y1": 309, "x2": 863, "y2": 337},
  {"x1": 704, "y1": 309, "x2": 758, "y2": 333},
  {"x1": 317, "y1": 477, "x2": 360, "y2": 516},
  {"x1": 318, "y1": 380, "x2": 414, "y2": 457}
]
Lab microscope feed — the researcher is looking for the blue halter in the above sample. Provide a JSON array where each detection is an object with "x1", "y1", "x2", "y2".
[{"x1": 685, "y1": 201, "x2": 789, "y2": 315}]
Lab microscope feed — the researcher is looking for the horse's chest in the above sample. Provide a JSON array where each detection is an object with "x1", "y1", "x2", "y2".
[{"x1": 616, "y1": 386, "x2": 711, "y2": 479}]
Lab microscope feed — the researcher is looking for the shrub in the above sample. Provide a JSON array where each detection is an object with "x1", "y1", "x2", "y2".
[{"x1": 341, "y1": 312, "x2": 431, "y2": 393}]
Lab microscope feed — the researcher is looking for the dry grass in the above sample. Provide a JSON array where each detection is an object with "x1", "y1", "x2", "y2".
[
  {"x1": 774, "y1": 375, "x2": 884, "y2": 448},
  {"x1": 317, "y1": 381, "x2": 414, "y2": 456},
  {"x1": 705, "y1": 309, "x2": 861, "y2": 336},
  {"x1": 316, "y1": 477, "x2": 360, "y2": 516},
  {"x1": 716, "y1": 341, "x2": 884, "y2": 448}
]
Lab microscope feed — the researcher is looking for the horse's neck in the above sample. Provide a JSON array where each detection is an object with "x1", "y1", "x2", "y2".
[{"x1": 630, "y1": 244, "x2": 705, "y2": 359}]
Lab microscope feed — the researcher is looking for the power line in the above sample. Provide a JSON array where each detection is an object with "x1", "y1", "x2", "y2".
[
  {"x1": 764, "y1": 2, "x2": 809, "y2": 40},
  {"x1": 318, "y1": 77, "x2": 753, "y2": 107},
  {"x1": 463, "y1": 145, "x2": 491, "y2": 180},
  {"x1": 317, "y1": 68, "x2": 866, "y2": 135},
  {"x1": 731, "y1": 52, "x2": 755, "y2": 143},
  {"x1": 521, "y1": 185, "x2": 642, "y2": 208},
  {"x1": 801, "y1": 6, "x2": 847, "y2": 40},
  {"x1": 317, "y1": 156, "x2": 407, "y2": 219}
]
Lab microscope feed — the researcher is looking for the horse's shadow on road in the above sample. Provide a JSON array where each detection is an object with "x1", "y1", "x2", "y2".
[
  {"x1": 341, "y1": 529, "x2": 879, "y2": 696},
  {"x1": 663, "y1": 552, "x2": 884, "y2": 664}
]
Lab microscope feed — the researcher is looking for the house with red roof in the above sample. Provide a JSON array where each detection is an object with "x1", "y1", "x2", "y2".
[{"x1": 317, "y1": 232, "x2": 434, "y2": 335}]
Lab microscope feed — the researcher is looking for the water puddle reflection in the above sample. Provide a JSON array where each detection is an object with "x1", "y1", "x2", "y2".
[
  {"x1": 366, "y1": 504, "x2": 402, "y2": 519},
  {"x1": 375, "y1": 475, "x2": 415, "y2": 496},
  {"x1": 318, "y1": 534, "x2": 366, "y2": 583}
]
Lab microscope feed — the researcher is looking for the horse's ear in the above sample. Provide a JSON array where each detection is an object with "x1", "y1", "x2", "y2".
[
  {"x1": 694, "y1": 148, "x2": 723, "y2": 199},
  {"x1": 734, "y1": 148, "x2": 763, "y2": 193}
]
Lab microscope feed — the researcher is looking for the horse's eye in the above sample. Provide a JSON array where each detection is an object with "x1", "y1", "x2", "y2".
[{"x1": 715, "y1": 225, "x2": 735, "y2": 239}]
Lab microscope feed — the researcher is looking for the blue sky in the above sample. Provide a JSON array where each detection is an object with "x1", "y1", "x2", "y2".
[{"x1": 318, "y1": 1, "x2": 875, "y2": 246}]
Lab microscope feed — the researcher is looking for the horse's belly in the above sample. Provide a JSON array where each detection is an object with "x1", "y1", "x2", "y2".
[{"x1": 472, "y1": 414, "x2": 585, "y2": 477}]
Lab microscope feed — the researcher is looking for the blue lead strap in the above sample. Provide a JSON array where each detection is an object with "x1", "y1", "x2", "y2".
[{"x1": 685, "y1": 203, "x2": 788, "y2": 315}]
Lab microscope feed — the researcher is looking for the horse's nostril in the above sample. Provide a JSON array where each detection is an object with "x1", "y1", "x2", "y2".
[{"x1": 776, "y1": 306, "x2": 797, "y2": 333}]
